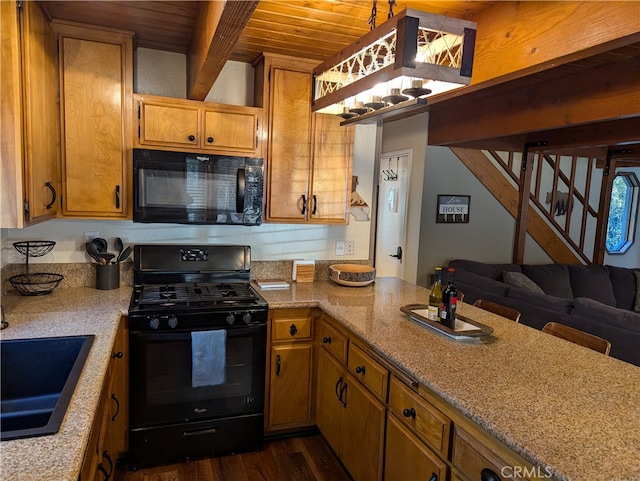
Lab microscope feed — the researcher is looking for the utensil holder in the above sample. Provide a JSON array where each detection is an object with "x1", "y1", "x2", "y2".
[{"x1": 96, "y1": 263, "x2": 120, "y2": 290}]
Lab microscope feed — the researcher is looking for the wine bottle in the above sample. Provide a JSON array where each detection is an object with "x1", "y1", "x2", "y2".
[
  {"x1": 439, "y1": 267, "x2": 458, "y2": 328},
  {"x1": 427, "y1": 267, "x2": 443, "y2": 321}
]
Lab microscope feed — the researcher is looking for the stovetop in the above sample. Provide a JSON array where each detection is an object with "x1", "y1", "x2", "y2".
[{"x1": 134, "y1": 282, "x2": 262, "y2": 310}]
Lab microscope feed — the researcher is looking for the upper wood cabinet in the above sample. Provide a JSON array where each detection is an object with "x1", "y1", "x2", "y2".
[
  {"x1": 134, "y1": 94, "x2": 262, "y2": 157},
  {"x1": 53, "y1": 21, "x2": 133, "y2": 219},
  {"x1": 1, "y1": 1, "x2": 59, "y2": 228},
  {"x1": 254, "y1": 53, "x2": 354, "y2": 224}
]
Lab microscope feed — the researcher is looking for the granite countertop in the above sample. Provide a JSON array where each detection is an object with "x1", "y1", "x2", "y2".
[
  {"x1": 254, "y1": 278, "x2": 640, "y2": 481},
  {"x1": 0, "y1": 287, "x2": 132, "y2": 481},
  {"x1": 2, "y1": 279, "x2": 639, "y2": 481}
]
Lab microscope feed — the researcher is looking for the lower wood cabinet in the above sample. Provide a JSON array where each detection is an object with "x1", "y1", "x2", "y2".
[
  {"x1": 266, "y1": 309, "x2": 314, "y2": 432},
  {"x1": 79, "y1": 317, "x2": 128, "y2": 480},
  {"x1": 384, "y1": 413, "x2": 448, "y2": 481}
]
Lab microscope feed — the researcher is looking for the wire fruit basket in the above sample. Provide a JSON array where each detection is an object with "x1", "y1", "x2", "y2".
[{"x1": 9, "y1": 241, "x2": 64, "y2": 296}]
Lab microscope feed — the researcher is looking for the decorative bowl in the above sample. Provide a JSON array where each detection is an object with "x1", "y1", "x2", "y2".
[{"x1": 329, "y1": 264, "x2": 376, "y2": 287}]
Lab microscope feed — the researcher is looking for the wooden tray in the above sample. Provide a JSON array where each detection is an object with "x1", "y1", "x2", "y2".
[{"x1": 400, "y1": 304, "x2": 494, "y2": 339}]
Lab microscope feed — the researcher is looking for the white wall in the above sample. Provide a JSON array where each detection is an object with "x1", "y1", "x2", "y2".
[{"x1": 0, "y1": 50, "x2": 377, "y2": 267}]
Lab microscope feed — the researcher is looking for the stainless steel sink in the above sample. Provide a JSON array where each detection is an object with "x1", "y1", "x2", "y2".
[{"x1": 1, "y1": 335, "x2": 95, "y2": 441}]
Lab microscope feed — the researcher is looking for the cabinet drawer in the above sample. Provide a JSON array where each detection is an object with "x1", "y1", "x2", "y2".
[
  {"x1": 317, "y1": 318, "x2": 348, "y2": 363},
  {"x1": 272, "y1": 317, "x2": 312, "y2": 341},
  {"x1": 388, "y1": 376, "x2": 451, "y2": 458},
  {"x1": 347, "y1": 343, "x2": 388, "y2": 400},
  {"x1": 453, "y1": 427, "x2": 533, "y2": 481}
]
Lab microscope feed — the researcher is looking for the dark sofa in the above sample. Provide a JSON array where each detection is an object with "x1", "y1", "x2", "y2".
[{"x1": 448, "y1": 259, "x2": 640, "y2": 367}]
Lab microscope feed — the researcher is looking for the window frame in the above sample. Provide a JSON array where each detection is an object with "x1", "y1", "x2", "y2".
[{"x1": 606, "y1": 171, "x2": 639, "y2": 255}]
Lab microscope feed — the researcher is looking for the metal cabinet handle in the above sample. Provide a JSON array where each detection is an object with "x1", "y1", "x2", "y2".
[
  {"x1": 289, "y1": 323, "x2": 298, "y2": 337},
  {"x1": 312, "y1": 195, "x2": 317, "y2": 215},
  {"x1": 97, "y1": 464, "x2": 109, "y2": 480},
  {"x1": 481, "y1": 468, "x2": 501, "y2": 481},
  {"x1": 322, "y1": 336, "x2": 332, "y2": 344},
  {"x1": 428, "y1": 474, "x2": 437, "y2": 481},
  {"x1": 355, "y1": 365, "x2": 366, "y2": 375},
  {"x1": 301, "y1": 195, "x2": 307, "y2": 215},
  {"x1": 112, "y1": 351, "x2": 123, "y2": 359},
  {"x1": 403, "y1": 407, "x2": 416, "y2": 419},
  {"x1": 45, "y1": 182, "x2": 56, "y2": 210},
  {"x1": 110, "y1": 394, "x2": 120, "y2": 422},
  {"x1": 276, "y1": 354, "x2": 281, "y2": 376},
  {"x1": 207, "y1": 136, "x2": 214, "y2": 144},
  {"x1": 335, "y1": 376, "x2": 343, "y2": 400},
  {"x1": 188, "y1": 135, "x2": 196, "y2": 142},
  {"x1": 115, "y1": 185, "x2": 120, "y2": 209},
  {"x1": 339, "y1": 382, "x2": 347, "y2": 408}
]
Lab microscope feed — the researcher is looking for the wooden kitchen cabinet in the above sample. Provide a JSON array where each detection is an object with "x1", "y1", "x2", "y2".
[
  {"x1": 79, "y1": 317, "x2": 128, "y2": 480},
  {"x1": 134, "y1": 94, "x2": 262, "y2": 156},
  {"x1": 254, "y1": 54, "x2": 354, "y2": 224},
  {"x1": 315, "y1": 316, "x2": 386, "y2": 481},
  {"x1": 53, "y1": 21, "x2": 133, "y2": 219},
  {"x1": 266, "y1": 309, "x2": 314, "y2": 432},
  {"x1": 1, "y1": 0, "x2": 59, "y2": 228}
]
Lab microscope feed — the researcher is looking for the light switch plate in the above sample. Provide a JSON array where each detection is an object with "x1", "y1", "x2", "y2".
[{"x1": 335, "y1": 240, "x2": 345, "y2": 256}]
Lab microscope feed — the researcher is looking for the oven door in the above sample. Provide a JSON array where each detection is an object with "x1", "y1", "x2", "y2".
[{"x1": 129, "y1": 322, "x2": 266, "y2": 427}]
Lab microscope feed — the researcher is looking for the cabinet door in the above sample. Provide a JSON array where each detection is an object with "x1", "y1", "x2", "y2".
[
  {"x1": 21, "y1": 1, "x2": 59, "y2": 223},
  {"x1": 266, "y1": 67, "x2": 313, "y2": 221},
  {"x1": 315, "y1": 347, "x2": 345, "y2": 455},
  {"x1": 57, "y1": 26, "x2": 132, "y2": 218},
  {"x1": 202, "y1": 108, "x2": 259, "y2": 154},
  {"x1": 310, "y1": 114, "x2": 353, "y2": 223},
  {"x1": 139, "y1": 101, "x2": 199, "y2": 148},
  {"x1": 108, "y1": 317, "x2": 128, "y2": 459},
  {"x1": 269, "y1": 344, "x2": 313, "y2": 429},
  {"x1": 384, "y1": 413, "x2": 448, "y2": 481},
  {"x1": 341, "y1": 373, "x2": 386, "y2": 481}
]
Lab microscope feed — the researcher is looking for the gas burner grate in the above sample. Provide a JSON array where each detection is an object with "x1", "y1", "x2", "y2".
[{"x1": 137, "y1": 282, "x2": 258, "y2": 308}]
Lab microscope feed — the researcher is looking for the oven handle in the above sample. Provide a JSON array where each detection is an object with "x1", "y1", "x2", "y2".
[
  {"x1": 130, "y1": 324, "x2": 266, "y2": 341},
  {"x1": 236, "y1": 168, "x2": 245, "y2": 213}
]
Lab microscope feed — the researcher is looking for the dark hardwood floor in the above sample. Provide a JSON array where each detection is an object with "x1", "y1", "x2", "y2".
[{"x1": 115, "y1": 434, "x2": 352, "y2": 481}]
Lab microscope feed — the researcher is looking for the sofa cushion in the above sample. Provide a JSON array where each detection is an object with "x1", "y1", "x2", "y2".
[
  {"x1": 448, "y1": 259, "x2": 520, "y2": 281},
  {"x1": 572, "y1": 297, "x2": 640, "y2": 330},
  {"x1": 455, "y1": 270, "x2": 511, "y2": 298},
  {"x1": 607, "y1": 265, "x2": 637, "y2": 310},
  {"x1": 567, "y1": 265, "x2": 617, "y2": 307},
  {"x1": 521, "y1": 264, "x2": 573, "y2": 300},
  {"x1": 503, "y1": 271, "x2": 545, "y2": 294},
  {"x1": 507, "y1": 286, "x2": 574, "y2": 314}
]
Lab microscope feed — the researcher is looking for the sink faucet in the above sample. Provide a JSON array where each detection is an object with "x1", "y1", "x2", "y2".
[{"x1": 1, "y1": 305, "x2": 8, "y2": 329}]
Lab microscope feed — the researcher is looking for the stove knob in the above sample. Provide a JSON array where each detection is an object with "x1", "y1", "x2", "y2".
[
  {"x1": 226, "y1": 313, "x2": 236, "y2": 325},
  {"x1": 242, "y1": 312, "x2": 252, "y2": 324},
  {"x1": 148, "y1": 316, "x2": 160, "y2": 330},
  {"x1": 167, "y1": 315, "x2": 178, "y2": 329}
]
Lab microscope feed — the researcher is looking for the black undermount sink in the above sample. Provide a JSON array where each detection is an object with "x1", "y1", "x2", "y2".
[{"x1": 1, "y1": 335, "x2": 95, "y2": 441}]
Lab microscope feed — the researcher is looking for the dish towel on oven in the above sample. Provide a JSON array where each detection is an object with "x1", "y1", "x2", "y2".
[{"x1": 191, "y1": 330, "x2": 227, "y2": 387}]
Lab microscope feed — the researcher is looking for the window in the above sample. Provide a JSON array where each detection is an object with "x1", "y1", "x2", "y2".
[{"x1": 606, "y1": 172, "x2": 639, "y2": 254}]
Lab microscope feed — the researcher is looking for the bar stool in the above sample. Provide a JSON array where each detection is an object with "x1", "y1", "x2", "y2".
[
  {"x1": 472, "y1": 299, "x2": 521, "y2": 323},
  {"x1": 541, "y1": 322, "x2": 611, "y2": 355}
]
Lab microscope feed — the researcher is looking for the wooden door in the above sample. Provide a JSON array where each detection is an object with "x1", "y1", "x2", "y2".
[
  {"x1": 341, "y1": 373, "x2": 385, "y2": 481},
  {"x1": 21, "y1": 1, "x2": 59, "y2": 223},
  {"x1": 139, "y1": 101, "x2": 199, "y2": 148},
  {"x1": 384, "y1": 414, "x2": 448, "y2": 481},
  {"x1": 310, "y1": 114, "x2": 353, "y2": 223},
  {"x1": 109, "y1": 317, "x2": 128, "y2": 459},
  {"x1": 266, "y1": 66, "x2": 312, "y2": 221},
  {"x1": 58, "y1": 29, "x2": 130, "y2": 218},
  {"x1": 315, "y1": 347, "x2": 344, "y2": 456},
  {"x1": 202, "y1": 108, "x2": 259, "y2": 154},
  {"x1": 269, "y1": 344, "x2": 313, "y2": 429}
]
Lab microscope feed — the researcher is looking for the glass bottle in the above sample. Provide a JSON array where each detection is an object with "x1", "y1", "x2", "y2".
[
  {"x1": 439, "y1": 267, "x2": 458, "y2": 329},
  {"x1": 427, "y1": 267, "x2": 443, "y2": 321}
]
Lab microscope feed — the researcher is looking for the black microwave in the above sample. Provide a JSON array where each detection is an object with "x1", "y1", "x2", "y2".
[{"x1": 133, "y1": 149, "x2": 263, "y2": 225}]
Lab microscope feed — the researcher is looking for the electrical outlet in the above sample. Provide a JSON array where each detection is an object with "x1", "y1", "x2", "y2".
[
  {"x1": 84, "y1": 231, "x2": 99, "y2": 243},
  {"x1": 345, "y1": 240, "x2": 354, "y2": 255},
  {"x1": 335, "y1": 240, "x2": 345, "y2": 256}
]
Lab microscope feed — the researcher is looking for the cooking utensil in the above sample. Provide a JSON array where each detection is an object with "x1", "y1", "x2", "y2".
[
  {"x1": 92, "y1": 237, "x2": 108, "y2": 252},
  {"x1": 85, "y1": 241, "x2": 102, "y2": 263},
  {"x1": 99, "y1": 252, "x2": 116, "y2": 265},
  {"x1": 115, "y1": 237, "x2": 124, "y2": 261},
  {"x1": 117, "y1": 246, "x2": 132, "y2": 263}
]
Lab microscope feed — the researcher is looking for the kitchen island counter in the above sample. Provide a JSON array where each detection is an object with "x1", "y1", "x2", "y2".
[
  {"x1": 256, "y1": 277, "x2": 640, "y2": 481},
  {"x1": 0, "y1": 287, "x2": 132, "y2": 481}
]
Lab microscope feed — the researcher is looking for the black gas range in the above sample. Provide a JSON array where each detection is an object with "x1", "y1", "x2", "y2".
[{"x1": 128, "y1": 244, "x2": 268, "y2": 470}]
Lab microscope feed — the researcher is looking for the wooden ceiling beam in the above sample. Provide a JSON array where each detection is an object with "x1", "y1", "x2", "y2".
[
  {"x1": 188, "y1": 0, "x2": 258, "y2": 100},
  {"x1": 428, "y1": 54, "x2": 640, "y2": 147}
]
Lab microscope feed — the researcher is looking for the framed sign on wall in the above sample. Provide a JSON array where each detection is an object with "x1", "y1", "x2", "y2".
[{"x1": 436, "y1": 195, "x2": 470, "y2": 223}]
